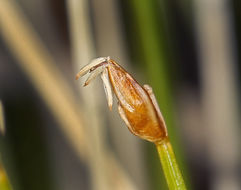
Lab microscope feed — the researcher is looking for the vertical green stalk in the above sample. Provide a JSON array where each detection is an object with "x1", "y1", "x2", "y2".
[
  {"x1": 156, "y1": 139, "x2": 186, "y2": 190},
  {"x1": 125, "y1": 0, "x2": 189, "y2": 188}
]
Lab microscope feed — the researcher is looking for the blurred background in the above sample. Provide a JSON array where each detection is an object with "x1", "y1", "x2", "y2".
[{"x1": 0, "y1": 0, "x2": 240, "y2": 189}]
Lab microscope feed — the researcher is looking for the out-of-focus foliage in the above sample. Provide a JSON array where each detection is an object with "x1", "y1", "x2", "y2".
[
  {"x1": 0, "y1": 163, "x2": 12, "y2": 190},
  {"x1": 0, "y1": 0, "x2": 240, "y2": 190},
  {"x1": 0, "y1": 102, "x2": 12, "y2": 190}
]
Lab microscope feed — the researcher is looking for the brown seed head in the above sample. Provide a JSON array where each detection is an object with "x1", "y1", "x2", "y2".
[{"x1": 76, "y1": 57, "x2": 168, "y2": 143}]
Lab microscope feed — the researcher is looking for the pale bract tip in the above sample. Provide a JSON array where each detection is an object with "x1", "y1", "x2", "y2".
[
  {"x1": 75, "y1": 57, "x2": 109, "y2": 80},
  {"x1": 76, "y1": 56, "x2": 114, "y2": 109}
]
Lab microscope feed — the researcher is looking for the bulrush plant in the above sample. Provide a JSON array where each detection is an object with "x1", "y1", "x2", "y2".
[{"x1": 76, "y1": 57, "x2": 186, "y2": 190}]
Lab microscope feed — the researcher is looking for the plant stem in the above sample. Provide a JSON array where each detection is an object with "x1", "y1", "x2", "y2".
[{"x1": 156, "y1": 138, "x2": 186, "y2": 190}]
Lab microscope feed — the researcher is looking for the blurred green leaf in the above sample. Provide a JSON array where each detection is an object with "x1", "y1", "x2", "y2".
[
  {"x1": 123, "y1": 0, "x2": 189, "y2": 189},
  {"x1": 0, "y1": 163, "x2": 12, "y2": 190}
]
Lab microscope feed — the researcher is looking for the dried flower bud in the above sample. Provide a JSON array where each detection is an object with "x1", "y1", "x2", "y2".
[{"x1": 76, "y1": 57, "x2": 168, "y2": 143}]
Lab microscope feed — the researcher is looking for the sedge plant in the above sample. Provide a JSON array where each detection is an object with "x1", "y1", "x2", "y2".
[{"x1": 76, "y1": 57, "x2": 186, "y2": 189}]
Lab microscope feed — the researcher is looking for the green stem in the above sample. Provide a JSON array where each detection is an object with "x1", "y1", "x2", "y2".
[{"x1": 156, "y1": 138, "x2": 186, "y2": 190}]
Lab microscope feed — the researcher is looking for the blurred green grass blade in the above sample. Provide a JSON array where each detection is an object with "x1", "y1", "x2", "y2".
[
  {"x1": 127, "y1": 0, "x2": 172, "y2": 137},
  {"x1": 0, "y1": 163, "x2": 12, "y2": 190},
  {"x1": 124, "y1": 0, "x2": 189, "y2": 189},
  {"x1": 0, "y1": 101, "x2": 12, "y2": 190}
]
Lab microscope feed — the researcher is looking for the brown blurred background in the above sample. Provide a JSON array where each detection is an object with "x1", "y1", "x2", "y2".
[{"x1": 0, "y1": 0, "x2": 240, "y2": 190}]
